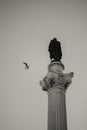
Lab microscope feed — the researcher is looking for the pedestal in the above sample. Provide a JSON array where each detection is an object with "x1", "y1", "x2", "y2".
[{"x1": 40, "y1": 61, "x2": 74, "y2": 130}]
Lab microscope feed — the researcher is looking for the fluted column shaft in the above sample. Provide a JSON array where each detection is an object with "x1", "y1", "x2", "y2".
[{"x1": 48, "y1": 87, "x2": 67, "y2": 130}]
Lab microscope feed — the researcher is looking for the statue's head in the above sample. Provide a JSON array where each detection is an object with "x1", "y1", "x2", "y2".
[{"x1": 52, "y1": 38, "x2": 57, "y2": 41}]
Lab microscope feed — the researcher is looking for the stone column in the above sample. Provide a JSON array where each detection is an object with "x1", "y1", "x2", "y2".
[{"x1": 40, "y1": 61, "x2": 74, "y2": 130}]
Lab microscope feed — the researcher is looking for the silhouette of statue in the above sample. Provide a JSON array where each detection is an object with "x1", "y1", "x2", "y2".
[{"x1": 48, "y1": 38, "x2": 62, "y2": 62}]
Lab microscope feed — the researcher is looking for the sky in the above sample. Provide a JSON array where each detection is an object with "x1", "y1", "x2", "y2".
[{"x1": 0, "y1": 0, "x2": 87, "y2": 130}]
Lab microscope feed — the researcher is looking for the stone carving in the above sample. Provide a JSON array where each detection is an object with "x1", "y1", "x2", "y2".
[
  {"x1": 40, "y1": 61, "x2": 74, "y2": 92},
  {"x1": 48, "y1": 38, "x2": 62, "y2": 62},
  {"x1": 40, "y1": 72, "x2": 74, "y2": 91}
]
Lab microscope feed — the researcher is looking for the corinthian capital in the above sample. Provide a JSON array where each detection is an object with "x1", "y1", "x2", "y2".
[
  {"x1": 40, "y1": 62, "x2": 74, "y2": 91},
  {"x1": 40, "y1": 72, "x2": 74, "y2": 91}
]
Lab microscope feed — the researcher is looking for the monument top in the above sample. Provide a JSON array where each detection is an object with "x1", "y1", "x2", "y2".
[{"x1": 48, "y1": 38, "x2": 62, "y2": 62}]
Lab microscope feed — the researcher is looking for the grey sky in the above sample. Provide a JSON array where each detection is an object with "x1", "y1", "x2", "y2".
[{"x1": 0, "y1": 0, "x2": 87, "y2": 130}]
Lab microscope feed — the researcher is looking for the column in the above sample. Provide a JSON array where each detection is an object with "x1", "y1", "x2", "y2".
[{"x1": 40, "y1": 61, "x2": 74, "y2": 130}]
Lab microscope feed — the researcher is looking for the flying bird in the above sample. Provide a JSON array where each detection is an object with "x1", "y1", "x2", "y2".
[{"x1": 23, "y1": 62, "x2": 29, "y2": 70}]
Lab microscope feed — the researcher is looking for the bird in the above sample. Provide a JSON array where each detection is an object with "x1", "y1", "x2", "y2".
[{"x1": 23, "y1": 62, "x2": 29, "y2": 70}]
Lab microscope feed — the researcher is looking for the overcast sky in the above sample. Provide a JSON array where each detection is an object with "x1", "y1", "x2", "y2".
[{"x1": 0, "y1": 0, "x2": 87, "y2": 130}]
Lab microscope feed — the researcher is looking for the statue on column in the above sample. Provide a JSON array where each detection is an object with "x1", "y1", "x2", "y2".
[
  {"x1": 48, "y1": 38, "x2": 62, "y2": 62},
  {"x1": 40, "y1": 38, "x2": 74, "y2": 91},
  {"x1": 40, "y1": 38, "x2": 74, "y2": 130}
]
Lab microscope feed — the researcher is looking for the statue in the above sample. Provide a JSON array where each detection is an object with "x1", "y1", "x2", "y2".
[{"x1": 48, "y1": 38, "x2": 62, "y2": 62}]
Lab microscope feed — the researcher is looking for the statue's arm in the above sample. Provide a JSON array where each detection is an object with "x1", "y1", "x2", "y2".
[{"x1": 58, "y1": 42, "x2": 62, "y2": 56}]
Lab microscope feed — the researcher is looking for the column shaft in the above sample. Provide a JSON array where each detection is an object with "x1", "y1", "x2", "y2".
[{"x1": 48, "y1": 87, "x2": 67, "y2": 130}]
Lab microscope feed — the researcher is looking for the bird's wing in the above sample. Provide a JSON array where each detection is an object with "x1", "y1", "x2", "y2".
[
  {"x1": 23, "y1": 62, "x2": 30, "y2": 69},
  {"x1": 23, "y1": 62, "x2": 28, "y2": 66}
]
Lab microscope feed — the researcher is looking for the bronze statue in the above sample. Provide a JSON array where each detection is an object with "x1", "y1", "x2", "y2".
[{"x1": 48, "y1": 38, "x2": 62, "y2": 62}]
